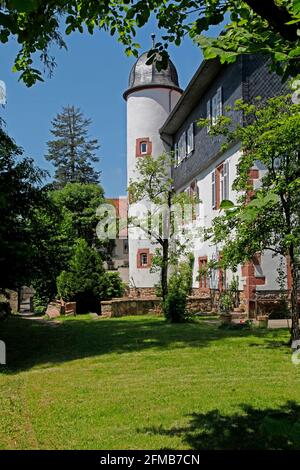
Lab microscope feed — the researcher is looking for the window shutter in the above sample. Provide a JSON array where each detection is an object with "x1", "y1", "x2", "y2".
[
  {"x1": 187, "y1": 122, "x2": 194, "y2": 155},
  {"x1": 212, "y1": 94, "x2": 218, "y2": 125},
  {"x1": 224, "y1": 160, "x2": 229, "y2": 200},
  {"x1": 179, "y1": 132, "x2": 187, "y2": 162},
  {"x1": 212, "y1": 170, "x2": 216, "y2": 209},
  {"x1": 174, "y1": 142, "x2": 178, "y2": 166},
  {"x1": 216, "y1": 86, "x2": 223, "y2": 118},
  {"x1": 207, "y1": 100, "x2": 211, "y2": 132}
]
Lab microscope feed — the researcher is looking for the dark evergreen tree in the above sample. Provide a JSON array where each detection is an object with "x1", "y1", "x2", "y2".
[
  {"x1": 46, "y1": 105, "x2": 100, "y2": 188},
  {"x1": 0, "y1": 120, "x2": 45, "y2": 291}
]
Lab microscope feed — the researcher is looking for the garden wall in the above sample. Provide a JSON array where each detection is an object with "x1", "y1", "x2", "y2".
[
  {"x1": 101, "y1": 295, "x2": 212, "y2": 318},
  {"x1": 46, "y1": 300, "x2": 76, "y2": 318}
]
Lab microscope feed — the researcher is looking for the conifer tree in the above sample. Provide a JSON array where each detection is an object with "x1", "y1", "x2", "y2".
[{"x1": 46, "y1": 105, "x2": 100, "y2": 188}]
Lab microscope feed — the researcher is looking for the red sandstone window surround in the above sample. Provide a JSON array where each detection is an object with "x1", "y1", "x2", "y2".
[
  {"x1": 137, "y1": 248, "x2": 152, "y2": 269},
  {"x1": 198, "y1": 256, "x2": 208, "y2": 289},
  {"x1": 136, "y1": 138, "x2": 152, "y2": 157},
  {"x1": 212, "y1": 161, "x2": 229, "y2": 210}
]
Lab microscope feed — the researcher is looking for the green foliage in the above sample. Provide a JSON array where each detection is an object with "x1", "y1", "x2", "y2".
[
  {"x1": 56, "y1": 238, "x2": 105, "y2": 313},
  {"x1": 46, "y1": 105, "x2": 100, "y2": 188},
  {"x1": 129, "y1": 153, "x2": 197, "y2": 302},
  {"x1": 29, "y1": 182, "x2": 109, "y2": 306},
  {"x1": 1, "y1": 1, "x2": 300, "y2": 85},
  {"x1": 56, "y1": 239, "x2": 124, "y2": 313},
  {"x1": 205, "y1": 95, "x2": 300, "y2": 270},
  {"x1": 0, "y1": 121, "x2": 46, "y2": 290},
  {"x1": 101, "y1": 271, "x2": 125, "y2": 300},
  {"x1": 51, "y1": 182, "x2": 105, "y2": 246},
  {"x1": 219, "y1": 292, "x2": 234, "y2": 315},
  {"x1": 163, "y1": 255, "x2": 194, "y2": 323},
  {"x1": 32, "y1": 294, "x2": 47, "y2": 316},
  {"x1": 205, "y1": 94, "x2": 300, "y2": 340}
]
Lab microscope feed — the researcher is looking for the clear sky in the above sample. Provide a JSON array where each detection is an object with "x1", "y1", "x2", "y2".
[{"x1": 0, "y1": 19, "x2": 222, "y2": 198}]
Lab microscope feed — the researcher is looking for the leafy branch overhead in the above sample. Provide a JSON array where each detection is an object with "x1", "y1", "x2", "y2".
[
  {"x1": 1, "y1": 1, "x2": 300, "y2": 85},
  {"x1": 203, "y1": 94, "x2": 300, "y2": 341}
]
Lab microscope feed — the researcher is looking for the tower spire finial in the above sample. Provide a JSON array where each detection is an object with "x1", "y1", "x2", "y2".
[{"x1": 151, "y1": 33, "x2": 155, "y2": 48}]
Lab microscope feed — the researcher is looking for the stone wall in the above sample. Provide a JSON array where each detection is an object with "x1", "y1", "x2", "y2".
[
  {"x1": 128, "y1": 287, "x2": 157, "y2": 299},
  {"x1": 46, "y1": 300, "x2": 76, "y2": 318},
  {"x1": 6, "y1": 290, "x2": 18, "y2": 313},
  {"x1": 255, "y1": 291, "x2": 300, "y2": 318},
  {"x1": 101, "y1": 297, "x2": 161, "y2": 318},
  {"x1": 101, "y1": 295, "x2": 212, "y2": 318}
]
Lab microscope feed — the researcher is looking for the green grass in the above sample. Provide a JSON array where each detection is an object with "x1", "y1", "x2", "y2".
[{"x1": 0, "y1": 314, "x2": 300, "y2": 449}]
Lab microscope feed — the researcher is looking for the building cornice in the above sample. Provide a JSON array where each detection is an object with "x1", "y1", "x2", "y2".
[
  {"x1": 123, "y1": 84, "x2": 183, "y2": 101},
  {"x1": 160, "y1": 58, "x2": 222, "y2": 136}
]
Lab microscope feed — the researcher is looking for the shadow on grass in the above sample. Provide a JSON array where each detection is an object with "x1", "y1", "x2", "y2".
[
  {"x1": 0, "y1": 314, "x2": 289, "y2": 373},
  {"x1": 142, "y1": 401, "x2": 300, "y2": 450}
]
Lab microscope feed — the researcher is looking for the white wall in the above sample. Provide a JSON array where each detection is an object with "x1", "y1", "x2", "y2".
[{"x1": 126, "y1": 87, "x2": 182, "y2": 288}]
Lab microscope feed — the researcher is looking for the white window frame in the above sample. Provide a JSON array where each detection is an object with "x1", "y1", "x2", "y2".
[
  {"x1": 178, "y1": 132, "x2": 187, "y2": 164},
  {"x1": 208, "y1": 86, "x2": 223, "y2": 129},
  {"x1": 207, "y1": 100, "x2": 211, "y2": 133},
  {"x1": 140, "y1": 141, "x2": 148, "y2": 154},
  {"x1": 223, "y1": 160, "x2": 229, "y2": 201}
]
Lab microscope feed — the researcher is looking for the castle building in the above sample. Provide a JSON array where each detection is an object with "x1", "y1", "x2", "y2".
[{"x1": 123, "y1": 49, "x2": 289, "y2": 316}]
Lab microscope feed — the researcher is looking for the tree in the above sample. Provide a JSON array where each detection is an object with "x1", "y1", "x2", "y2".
[
  {"x1": 56, "y1": 238, "x2": 124, "y2": 313},
  {"x1": 0, "y1": 121, "x2": 45, "y2": 291},
  {"x1": 200, "y1": 95, "x2": 300, "y2": 343},
  {"x1": 1, "y1": 1, "x2": 300, "y2": 86},
  {"x1": 57, "y1": 238, "x2": 106, "y2": 313},
  {"x1": 128, "y1": 153, "x2": 197, "y2": 307},
  {"x1": 29, "y1": 181, "x2": 111, "y2": 309},
  {"x1": 46, "y1": 105, "x2": 100, "y2": 188},
  {"x1": 51, "y1": 182, "x2": 105, "y2": 246}
]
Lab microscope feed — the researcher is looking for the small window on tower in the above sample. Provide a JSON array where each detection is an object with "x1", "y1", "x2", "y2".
[
  {"x1": 140, "y1": 142, "x2": 148, "y2": 154},
  {"x1": 136, "y1": 138, "x2": 152, "y2": 157},
  {"x1": 140, "y1": 252, "x2": 148, "y2": 266}
]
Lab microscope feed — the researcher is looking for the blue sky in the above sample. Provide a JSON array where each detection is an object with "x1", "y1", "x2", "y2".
[{"x1": 0, "y1": 20, "x2": 221, "y2": 197}]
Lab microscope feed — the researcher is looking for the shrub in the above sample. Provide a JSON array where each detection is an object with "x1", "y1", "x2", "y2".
[
  {"x1": 32, "y1": 295, "x2": 47, "y2": 316},
  {"x1": 0, "y1": 300, "x2": 11, "y2": 320},
  {"x1": 57, "y1": 239, "x2": 105, "y2": 313},
  {"x1": 163, "y1": 255, "x2": 194, "y2": 323},
  {"x1": 101, "y1": 272, "x2": 125, "y2": 300},
  {"x1": 57, "y1": 239, "x2": 124, "y2": 313}
]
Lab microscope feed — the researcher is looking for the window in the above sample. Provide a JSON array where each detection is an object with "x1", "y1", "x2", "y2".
[
  {"x1": 174, "y1": 142, "x2": 179, "y2": 166},
  {"x1": 190, "y1": 180, "x2": 199, "y2": 220},
  {"x1": 136, "y1": 137, "x2": 152, "y2": 157},
  {"x1": 207, "y1": 86, "x2": 223, "y2": 129},
  {"x1": 212, "y1": 160, "x2": 229, "y2": 209},
  {"x1": 199, "y1": 257, "x2": 208, "y2": 289},
  {"x1": 187, "y1": 122, "x2": 194, "y2": 155},
  {"x1": 140, "y1": 142, "x2": 148, "y2": 154},
  {"x1": 137, "y1": 248, "x2": 152, "y2": 268},
  {"x1": 212, "y1": 171, "x2": 216, "y2": 209},
  {"x1": 178, "y1": 132, "x2": 187, "y2": 163},
  {"x1": 140, "y1": 253, "x2": 148, "y2": 266},
  {"x1": 123, "y1": 240, "x2": 128, "y2": 255},
  {"x1": 220, "y1": 161, "x2": 229, "y2": 203}
]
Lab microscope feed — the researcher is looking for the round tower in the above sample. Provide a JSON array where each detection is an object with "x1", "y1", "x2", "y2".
[{"x1": 124, "y1": 47, "x2": 182, "y2": 291}]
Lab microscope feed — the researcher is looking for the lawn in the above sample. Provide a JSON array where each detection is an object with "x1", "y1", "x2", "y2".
[{"x1": 0, "y1": 314, "x2": 300, "y2": 450}]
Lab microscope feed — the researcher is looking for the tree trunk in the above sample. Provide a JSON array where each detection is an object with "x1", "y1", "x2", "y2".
[
  {"x1": 161, "y1": 238, "x2": 169, "y2": 302},
  {"x1": 289, "y1": 246, "x2": 300, "y2": 344}
]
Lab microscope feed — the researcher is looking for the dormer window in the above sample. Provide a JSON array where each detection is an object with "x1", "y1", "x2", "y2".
[{"x1": 136, "y1": 137, "x2": 152, "y2": 157}]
